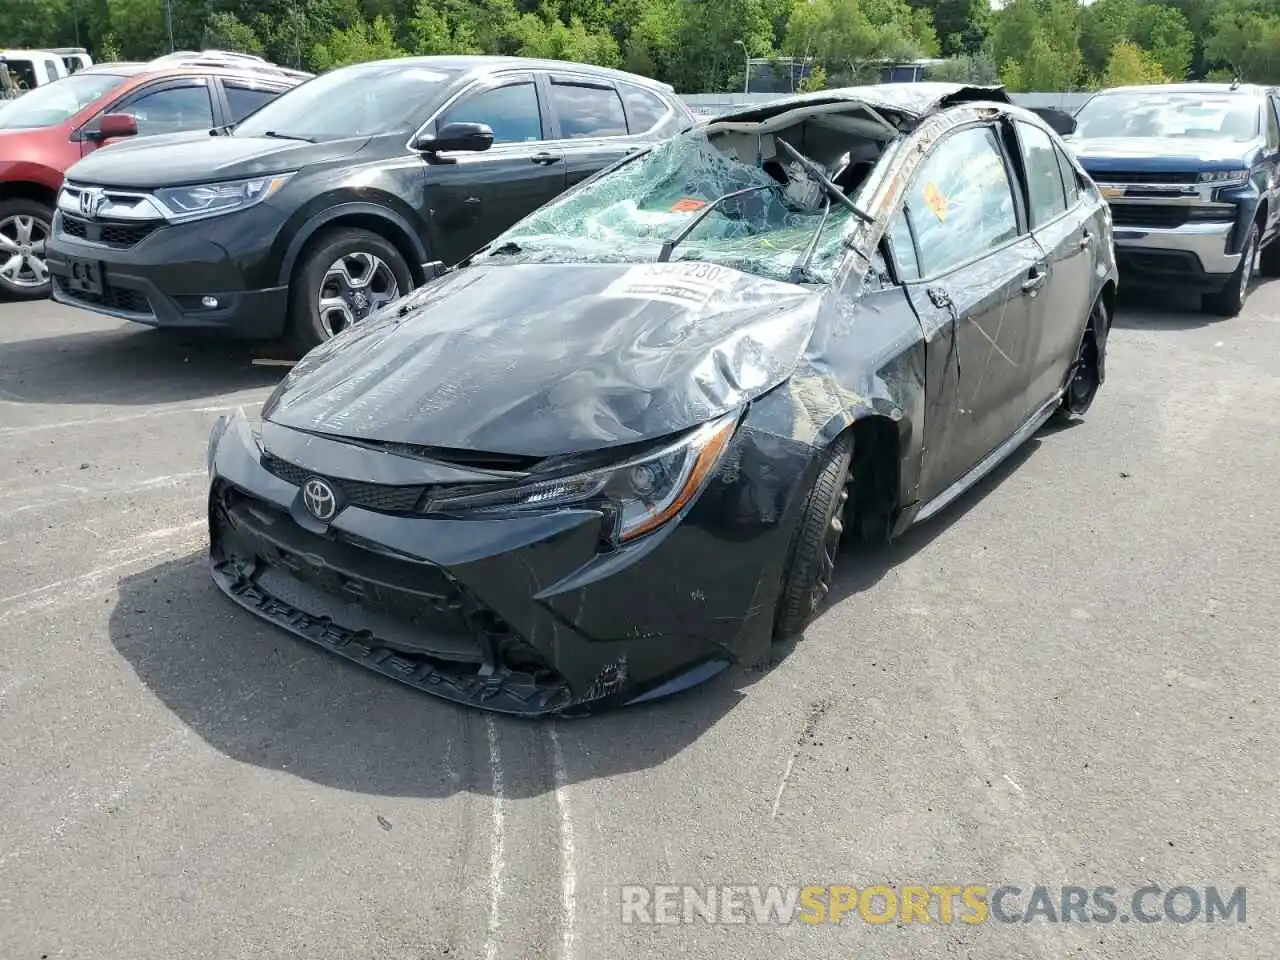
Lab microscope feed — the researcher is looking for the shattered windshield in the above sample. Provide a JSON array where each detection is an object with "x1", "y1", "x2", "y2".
[{"x1": 478, "y1": 132, "x2": 861, "y2": 284}]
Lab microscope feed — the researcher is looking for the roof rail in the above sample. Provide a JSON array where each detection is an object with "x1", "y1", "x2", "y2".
[
  {"x1": 46, "y1": 47, "x2": 90, "y2": 55},
  {"x1": 147, "y1": 50, "x2": 313, "y2": 80}
]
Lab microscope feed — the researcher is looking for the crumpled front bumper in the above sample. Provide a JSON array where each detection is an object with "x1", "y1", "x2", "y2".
[{"x1": 206, "y1": 409, "x2": 808, "y2": 715}]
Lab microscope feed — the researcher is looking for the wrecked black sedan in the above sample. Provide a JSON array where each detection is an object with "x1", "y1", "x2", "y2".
[{"x1": 206, "y1": 83, "x2": 1117, "y2": 716}]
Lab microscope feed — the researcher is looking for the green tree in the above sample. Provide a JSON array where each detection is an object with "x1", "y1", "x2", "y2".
[
  {"x1": 202, "y1": 12, "x2": 265, "y2": 57},
  {"x1": 926, "y1": 51, "x2": 999, "y2": 84},
  {"x1": 1130, "y1": 4, "x2": 1193, "y2": 79},
  {"x1": 311, "y1": 14, "x2": 404, "y2": 69},
  {"x1": 1101, "y1": 37, "x2": 1169, "y2": 84}
]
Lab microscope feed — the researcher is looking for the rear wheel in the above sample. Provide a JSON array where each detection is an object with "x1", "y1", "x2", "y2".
[
  {"x1": 774, "y1": 433, "x2": 854, "y2": 641},
  {"x1": 1203, "y1": 223, "x2": 1256, "y2": 317},
  {"x1": 0, "y1": 199, "x2": 53, "y2": 300},
  {"x1": 288, "y1": 227, "x2": 411, "y2": 353},
  {"x1": 1054, "y1": 293, "x2": 1109, "y2": 422}
]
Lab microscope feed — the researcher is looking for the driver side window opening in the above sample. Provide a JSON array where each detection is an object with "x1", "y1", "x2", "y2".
[
  {"x1": 439, "y1": 82, "x2": 543, "y2": 144},
  {"x1": 887, "y1": 124, "x2": 1019, "y2": 280}
]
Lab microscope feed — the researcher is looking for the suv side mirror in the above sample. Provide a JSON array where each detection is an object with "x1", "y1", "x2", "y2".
[
  {"x1": 88, "y1": 112, "x2": 139, "y2": 142},
  {"x1": 412, "y1": 121, "x2": 494, "y2": 154}
]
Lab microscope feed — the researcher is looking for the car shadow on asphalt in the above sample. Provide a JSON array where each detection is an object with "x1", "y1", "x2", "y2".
[
  {"x1": 106, "y1": 425, "x2": 1079, "y2": 802},
  {"x1": 108, "y1": 551, "x2": 740, "y2": 800},
  {"x1": 0, "y1": 325, "x2": 284, "y2": 406},
  {"x1": 1110, "y1": 285, "x2": 1258, "y2": 331}
]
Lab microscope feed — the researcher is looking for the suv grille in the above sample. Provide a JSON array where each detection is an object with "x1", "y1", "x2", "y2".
[
  {"x1": 60, "y1": 215, "x2": 161, "y2": 249},
  {"x1": 1094, "y1": 171, "x2": 1199, "y2": 185},
  {"x1": 1107, "y1": 203, "x2": 1191, "y2": 228},
  {"x1": 261, "y1": 452, "x2": 429, "y2": 514}
]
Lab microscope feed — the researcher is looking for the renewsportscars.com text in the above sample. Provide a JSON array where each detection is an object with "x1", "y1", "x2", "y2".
[{"x1": 620, "y1": 884, "x2": 1247, "y2": 926}]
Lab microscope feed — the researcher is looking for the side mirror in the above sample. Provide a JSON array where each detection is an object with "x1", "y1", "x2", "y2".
[
  {"x1": 413, "y1": 121, "x2": 494, "y2": 154},
  {"x1": 88, "y1": 112, "x2": 139, "y2": 142},
  {"x1": 1031, "y1": 106, "x2": 1076, "y2": 137}
]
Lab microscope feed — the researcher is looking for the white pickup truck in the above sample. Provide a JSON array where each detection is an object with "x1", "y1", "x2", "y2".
[{"x1": 0, "y1": 50, "x2": 70, "y2": 92}]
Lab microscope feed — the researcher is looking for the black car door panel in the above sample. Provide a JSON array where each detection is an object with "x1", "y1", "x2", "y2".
[
  {"x1": 1011, "y1": 119, "x2": 1096, "y2": 419},
  {"x1": 542, "y1": 73, "x2": 644, "y2": 187},
  {"x1": 887, "y1": 122, "x2": 1040, "y2": 499},
  {"x1": 424, "y1": 74, "x2": 567, "y2": 265}
]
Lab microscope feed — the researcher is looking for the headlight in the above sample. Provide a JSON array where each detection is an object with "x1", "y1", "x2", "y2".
[
  {"x1": 1197, "y1": 169, "x2": 1249, "y2": 183},
  {"x1": 155, "y1": 173, "x2": 294, "y2": 223},
  {"x1": 424, "y1": 411, "x2": 740, "y2": 544}
]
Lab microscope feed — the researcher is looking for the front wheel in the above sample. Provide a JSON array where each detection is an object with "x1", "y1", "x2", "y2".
[
  {"x1": 774, "y1": 433, "x2": 854, "y2": 641},
  {"x1": 0, "y1": 199, "x2": 54, "y2": 300},
  {"x1": 1203, "y1": 223, "x2": 1257, "y2": 317},
  {"x1": 288, "y1": 227, "x2": 412, "y2": 353}
]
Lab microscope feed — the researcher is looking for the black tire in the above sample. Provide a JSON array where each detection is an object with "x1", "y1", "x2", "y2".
[
  {"x1": 287, "y1": 227, "x2": 412, "y2": 353},
  {"x1": 1203, "y1": 223, "x2": 1257, "y2": 317},
  {"x1": 1054, "y1": 293, "x2": 1110, "y2": 422},
  {"x1": 1259, "y1": 233, "x2": 1280, "y2": 277},
  {"x1": 0, "y1": 197, "x2": 54, "y2": 300},
  {"x1": 774, "y1": 433, "x2": 854, "y2": 641}
]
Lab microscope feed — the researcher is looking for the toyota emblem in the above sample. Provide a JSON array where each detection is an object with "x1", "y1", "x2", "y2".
[
  {"x1": 302, "y1": 477, "x2": 338, "y2": 522},
  {"x1": 78, "y1": 187, "x2": 106, "y2": 219}
]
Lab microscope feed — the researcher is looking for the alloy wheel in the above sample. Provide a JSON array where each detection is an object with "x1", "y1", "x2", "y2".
[
  {"x1": 1237, "y1": 231, "x2": 1256, "y2": 309},
  {"x1": 316, "y1": 251, "x2": 399, "y2": 338},
  {"x1": 0, "y1": 214, "x2": 51, "y2": 291}
]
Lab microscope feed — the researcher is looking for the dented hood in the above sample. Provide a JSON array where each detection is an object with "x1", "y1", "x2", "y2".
[{"x1": 264, "y1": 261, "x2": 819, "y2": 459}]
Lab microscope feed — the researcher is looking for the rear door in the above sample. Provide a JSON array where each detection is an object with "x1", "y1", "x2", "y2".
[
  {"x1": 888, "y1": 122, "x2": 1044, "y2": 500},
  {"x1": 1263, "y1": 92, "x2": 1280, "y2": 243},
  {"x1": 1009, "y1": 118, "x2": 1095, "y2": 417},
  {"x1": 423, "y1": 72, "x2": 567, "y2": 265},
  {"x1": 215, "y1": 76, "x2": 292, "y2": 126},
  {"x1": 541, "y1": 73, "x2": 644, "y2": 188}
]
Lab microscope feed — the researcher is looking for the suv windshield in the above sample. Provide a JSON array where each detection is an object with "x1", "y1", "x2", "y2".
[
  {"x1": 0, "y1": 71, "x2": 126, "y2": 129},
  {"x1": 479, "y1": 132, "x2": 861, "y2": 285},
  {"x1": 235, "y1": 62, "x2": 456, "y2": 140},
  {"x1": 1074, "y1": 92, "x2": 1259, "y2": 141}
]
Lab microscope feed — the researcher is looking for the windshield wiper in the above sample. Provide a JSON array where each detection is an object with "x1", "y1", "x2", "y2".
[
  {"x1": 262, "y1": 130, "x2": 315, "y2": 143},
  {"x1": 788, "y1": 196, "x2": 833, "y2": 283},
  {"x1": 774, "y1": 139, "x2": 875, "y2": 225},
  {"x1": 657, "y1": 184, "x2": 777, "y2": 262}
]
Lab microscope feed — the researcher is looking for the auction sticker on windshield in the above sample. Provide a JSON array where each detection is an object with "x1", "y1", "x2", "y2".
[{"x1": 599, "y1": 262, "x2": 739, "y2": 308}]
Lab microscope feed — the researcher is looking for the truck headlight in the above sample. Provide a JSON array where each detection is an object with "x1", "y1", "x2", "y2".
[{"x1": 1197, "y1": 169, "x2": 1249, "y2": 183}]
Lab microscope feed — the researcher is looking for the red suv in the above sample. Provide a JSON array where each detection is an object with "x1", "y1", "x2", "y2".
[{"x1": 0, "y1": 53, "x2": 310, "y2": 299}]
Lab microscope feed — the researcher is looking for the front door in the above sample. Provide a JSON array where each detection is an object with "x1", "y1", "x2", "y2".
[
  {"x1": 79, "y1": 78, "x2": 217, "y2": 156},
  {"x1": 887, "y1": 122, "x2": 1042, "y2": 501},
  {"x1": 424, "y1": 74, "x2": 567, "y2": 265}
]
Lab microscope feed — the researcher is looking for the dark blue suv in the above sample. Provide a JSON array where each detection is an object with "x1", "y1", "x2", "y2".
[{"x1": 1065, "y1": 82, "x2": 1280, "y2": 316}]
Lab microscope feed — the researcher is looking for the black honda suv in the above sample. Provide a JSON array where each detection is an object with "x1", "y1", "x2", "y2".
[{"x1": 46, "y1": 56, "x2": 694, "y2": 350}]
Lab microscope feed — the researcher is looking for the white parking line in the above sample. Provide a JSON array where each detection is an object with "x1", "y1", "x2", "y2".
[{"x1": 548, "y1": 722, "x2": 577, "y2": 960}]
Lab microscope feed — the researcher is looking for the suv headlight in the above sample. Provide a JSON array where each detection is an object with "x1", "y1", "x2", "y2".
[
  {"x1": 1197, "y1": 169, "x2": 1249, "y2": 183},
  {"x1": 156, "y1": 173, "x2": 294, "y2": 223},
  {"x1": 423, "y1": 411, "x2": 740, "y2": 544}
]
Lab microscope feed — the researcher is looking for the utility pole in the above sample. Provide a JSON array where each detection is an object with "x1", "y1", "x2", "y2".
[
  {"x1": 734, "y1": 39, "x2": 749, "y2": 95},
  {"x1": 165, "y1": 0, "x2": 175, "y2": 53}
]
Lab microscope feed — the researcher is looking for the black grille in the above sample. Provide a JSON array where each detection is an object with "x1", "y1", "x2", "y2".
[
  {"x1": 60, "y1": 214, "x2": 161, "y2": 249},
  {"x1": 261, "y1": 451, "x2": 428, "y2": 514},
  {"x1": 1094, "y1": 170, "x2": 1199, "y2": 185},
  {"x1": 1108, "y1": 203, "x2": 1191, "y2": 228},
  {"x1": 54, "y1": 277, "x2": 152, "y2": 316}
]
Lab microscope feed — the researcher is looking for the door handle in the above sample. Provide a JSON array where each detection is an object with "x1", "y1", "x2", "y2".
[
  {"x1": 1022, "y1": 266, "x2": 1048, "y2": 293},
  {"x1": 1079, "y1": 230, "x2": 1092, "y2": 249},
  {"x1": 530, "y1": 152, "x2": 561, "y2": 165}
]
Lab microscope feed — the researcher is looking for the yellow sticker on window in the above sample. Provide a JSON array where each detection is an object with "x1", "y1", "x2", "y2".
[{"x1": 923, "y1": 181, "x2": 949, "y2": 222}]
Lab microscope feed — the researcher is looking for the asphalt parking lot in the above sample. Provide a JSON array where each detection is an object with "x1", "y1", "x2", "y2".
[{"x1": 1, "y1": 289, "x2": 1276, "y2": 959}]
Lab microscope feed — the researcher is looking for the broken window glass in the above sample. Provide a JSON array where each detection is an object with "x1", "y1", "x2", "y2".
[{"x1": 480, "y1": 130, "x2": 859, "y2": 285}]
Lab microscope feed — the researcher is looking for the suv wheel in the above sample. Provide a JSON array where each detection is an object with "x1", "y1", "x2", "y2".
[
  {"x1": 1203, "y1": 223, "x2": 1256, "y2": 317},
  {"x1": 289, "y1": 227, "x2": 411, "y2": 352},
  {"x1": 0, "y1": 199, "x2": 54, "y2": 300}
]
